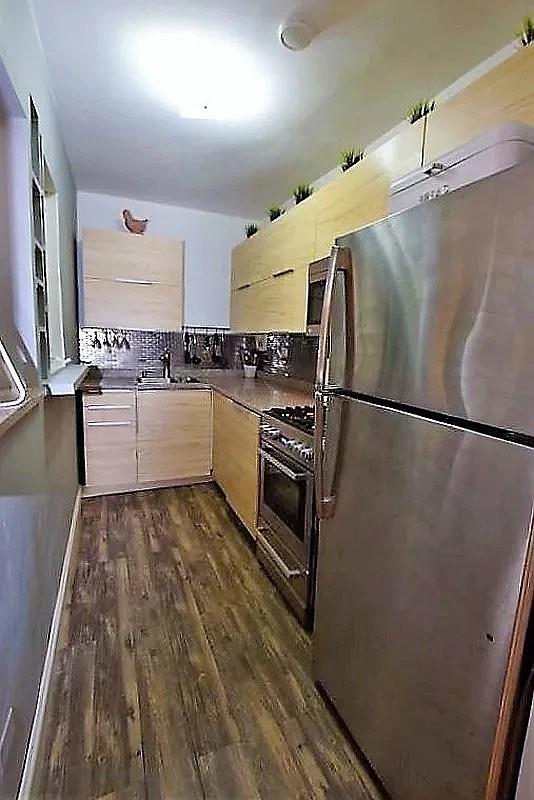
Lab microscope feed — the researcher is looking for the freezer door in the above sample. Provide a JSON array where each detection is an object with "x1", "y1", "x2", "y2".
[
  {"x1": 314, "y1": 397, "x2": 534, "y2": 800},
  {"x1": 332, "y1": 157, "x2": 534, "y2": 435}
]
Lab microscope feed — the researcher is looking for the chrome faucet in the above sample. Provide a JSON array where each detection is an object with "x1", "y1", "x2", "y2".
[{"x1": 159, "y1": 349, "x2": 171, "y2": 381}]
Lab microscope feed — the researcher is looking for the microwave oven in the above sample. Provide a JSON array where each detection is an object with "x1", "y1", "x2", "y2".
[{"x1": 307, "y1": 256, "x2": 330, "y2": 335}]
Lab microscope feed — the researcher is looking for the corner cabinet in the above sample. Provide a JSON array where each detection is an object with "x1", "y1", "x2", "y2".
[
  {"x1": 82, "y1": 228, "x2": 184, "y2": 330},
  {"x1": 137, "y1": 390, "x2": 213, "y2": 482},
  {"x1": 82, "y1": 388, "x2": 213, "y2": 495}
]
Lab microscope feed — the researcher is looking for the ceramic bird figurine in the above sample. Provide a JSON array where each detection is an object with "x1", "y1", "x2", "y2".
[{"x1": 122, "y1": 209, "x2": 148, "y2": 235}]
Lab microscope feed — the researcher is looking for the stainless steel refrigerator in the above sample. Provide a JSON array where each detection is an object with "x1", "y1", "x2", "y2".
[{"x1": 313, "y1": 158, "x2": 534, "y2": 800}]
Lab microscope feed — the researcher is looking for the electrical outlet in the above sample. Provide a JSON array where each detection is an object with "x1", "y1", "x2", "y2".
[{"x1": 0, "y1": 707, "x2": 14, "y2": 780}]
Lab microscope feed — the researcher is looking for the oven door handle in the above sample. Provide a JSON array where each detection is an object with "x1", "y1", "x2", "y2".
[
  {"x1": 257, "y1": 528, "x2": 308, "y2": 580},
  {"x1": 261, "y1": 449, "x2": 308, "y2": 481}
]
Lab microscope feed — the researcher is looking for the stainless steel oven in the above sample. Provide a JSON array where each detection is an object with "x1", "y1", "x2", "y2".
[
  {"x1": 307, "y1": 256, "x2": 330, "y2": 335},
  {"x1": 258, "y1": 412, "x2": 316, "y2": 628}
]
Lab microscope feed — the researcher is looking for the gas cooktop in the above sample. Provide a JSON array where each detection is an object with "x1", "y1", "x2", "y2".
[{"x1": 265, "y1": 405, "x2": 315, "y2": 436}]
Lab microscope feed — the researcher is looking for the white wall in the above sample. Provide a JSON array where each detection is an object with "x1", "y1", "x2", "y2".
[
  {"x1": 0, "y1": 4, "x2": 79, "y2": 795},
  {"x1": 77, "y1": 191, "x2": 247, "y2": 328},
  {"x1": 0, "y1": 0, "x2": 78, "y2": 361}
]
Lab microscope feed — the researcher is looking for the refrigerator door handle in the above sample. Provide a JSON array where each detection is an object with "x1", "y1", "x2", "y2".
[
  {"x1": 314, "y1": 391, "x2": 333, "y2": 519},
  {"x1": 315, "y1": 245, "x2": 351, "y2": 519},
  {"x1": 315, "y1": 245, "x2": 351, "y2": 392},
  {"x1": 314, "y1": 392, "x2": 345, "y2": 520}
]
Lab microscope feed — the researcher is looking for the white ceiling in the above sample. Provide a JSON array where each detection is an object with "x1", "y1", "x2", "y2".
[{"x1": 32, "y1": 0, "x2": 529, "y2": 218}]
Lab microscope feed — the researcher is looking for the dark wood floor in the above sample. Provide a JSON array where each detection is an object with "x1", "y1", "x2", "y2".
[{"x1": 32, "y1": 484, "x2": 381, "y2": 800}]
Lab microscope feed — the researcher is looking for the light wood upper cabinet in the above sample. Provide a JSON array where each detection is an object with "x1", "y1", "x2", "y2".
[
  {"x1": 232, "y1": 196, "x2": 317, "y2": 290},
  {"x1": 84, "y1": 278, "x2": 183, "y2": 331},
  {"x1": 137, "y1": 390, "x2": 212, "y2": 482},
  {"x1": 425, "y1": 46, "x2": 534, "y2": 163},
  {"x1": 229, "y1": 124, "x2": 423, "y2": 331},
  {"x1": 83, "y1": 228, "x2": 183, "y2": 284},
  {"x1": 230, "y1": 266, "x2": 308, "y2": 333},
  {"x1": 313, "y1": 122, "x2": 424, "y2": 259},
  {"x1": 212, "y1": 392, "x2": 259, "y2": 537},
  {"x1": 229, "y1": 46, "x2": 534, "y2": 333},
  {"x1": 82, "y1": 228, "x2": 184, "y2": 331}
]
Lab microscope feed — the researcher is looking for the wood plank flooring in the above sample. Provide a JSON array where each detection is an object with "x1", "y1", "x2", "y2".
[{"x1": 32, "y1": 485, "x2": 382, "y2": 800}]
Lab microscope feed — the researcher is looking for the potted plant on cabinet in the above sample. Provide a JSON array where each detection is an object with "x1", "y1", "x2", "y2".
[
  {"x1": 245, "y1": 222, "x2": 259, "y2": 238},
  {"x1": 268, "y1": 205, "x2": 285, "y2": 221},
  {"x1": 406, "y1": 98, "x2": 436, "y2": 124},
  {"x1": 516, "y1": 15, "x2": 534, "y2": 47},
  {"x1": 293, "y1": 183, "x2": 314, "y2": 205},
  {"x1": 340, "y1": 147, "x2": 365, "y2": 172}
]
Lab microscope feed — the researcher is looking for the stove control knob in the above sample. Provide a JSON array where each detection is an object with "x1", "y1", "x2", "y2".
[{"x1": 302, "y1": 447, "x2": 314, "y2": 461}]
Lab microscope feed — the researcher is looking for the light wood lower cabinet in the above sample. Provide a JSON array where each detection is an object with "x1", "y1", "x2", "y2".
[
  {"x1": 137, "y1": 390, "x2": 213, "y2": 482},
  {"x1": 83, "y1": 390, "x2": 137, "y2": 490},
  {"x1": 212, "y1": 392, "x2": 260, "y2": 536}
]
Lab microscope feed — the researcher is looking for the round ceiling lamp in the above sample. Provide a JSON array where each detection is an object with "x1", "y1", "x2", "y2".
[{"x1": 278, "y1": 19, "x2": 315, "y2": 52}]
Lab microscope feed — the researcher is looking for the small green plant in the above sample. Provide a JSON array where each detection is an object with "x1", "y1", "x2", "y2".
[
  {"x1": 293, "y1": 184, "x2": 314, "y2": 205},
  {"x1": 407, "y1": 98, "x2": 436, "y2": 124},
  {"x1": 340, "y1": 147, "x2": 365, "y2": 172},
  {"x1": 517, "y1": 15, "x2": 534, "y2": 46},
  {"x1": 268, "y1": 205, "x2": 285, "y2": 222},
  {"x1": 245, "y1": 222, "x2": 259, "y2": 238}
]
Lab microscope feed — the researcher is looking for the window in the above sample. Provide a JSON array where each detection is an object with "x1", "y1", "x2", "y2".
[
  {"x1": 30, "y1": 99, "x2": 66, "y2": 379},
  {"x1": 43, "y1": 163, "x2": 66, "y2": 373}
]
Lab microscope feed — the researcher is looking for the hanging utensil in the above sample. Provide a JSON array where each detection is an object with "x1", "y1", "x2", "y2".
[{"x1": 184, "y1": 328, "x2": 191, "y2": 364}]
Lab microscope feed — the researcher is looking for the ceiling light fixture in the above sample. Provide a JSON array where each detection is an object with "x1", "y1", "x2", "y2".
[
  {"x1": 132, "y1": 29, "x2": 269, "y2": 122},
  {"x1": 278, "y1": 19, "x2": 315, "y2": 51}
]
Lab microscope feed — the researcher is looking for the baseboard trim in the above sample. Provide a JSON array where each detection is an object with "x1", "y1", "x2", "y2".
[
  {"x1": 82, "y1": 474, "x2": 212, "y2": 498},
  {"x1": 17, "y1": 487, "x2": 82, "y2": 800}
]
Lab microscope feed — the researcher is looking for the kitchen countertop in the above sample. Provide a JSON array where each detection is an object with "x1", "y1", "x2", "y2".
[{"x1": 80, "y1": 367, "x2": 313, "y2": 415}]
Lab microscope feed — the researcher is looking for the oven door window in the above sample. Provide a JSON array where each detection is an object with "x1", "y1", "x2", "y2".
[
  {"x1": 263, "y1": 459, "x2": 307, "y2": 542},
  {"x1": 307, "y1": 278, "x2": 326, "y2": 328}
]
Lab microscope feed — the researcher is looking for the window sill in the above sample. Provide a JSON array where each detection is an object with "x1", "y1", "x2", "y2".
[
  {"x1": 0, "y1": 387, "x2": 44, "y2": 442},
  {"x1": 44, "y1": 364, "x2": 90, "y2": 396}
]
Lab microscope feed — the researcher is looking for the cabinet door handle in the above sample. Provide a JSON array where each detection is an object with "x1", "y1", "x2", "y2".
[
  {"x1": 115, "y1": 278, "x2": 153, "y2": 286},
  {"x1": 272, "y1": 268, "x2": 294, "y2": 278},
  {"x1": 86, "y1": 421, "x2": 132, "y2": 427},
  {"x1": 237, "y1": 283, "x2": 251, "y2": 291},
  {"x1": 85, "y1": 404, "x2": 133, "y2": 411}
]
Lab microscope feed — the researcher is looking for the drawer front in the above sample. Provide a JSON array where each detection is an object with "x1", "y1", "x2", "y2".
[
  {"x1": 84, "y1": 419, "x2": 136, "y2": 448},
  {"x1": 85, "y1": 445, "x2": 137, "y2": 488},
  {"x1": 137, "y1": 390, "x2": 212, "y2": 442},
  {"x1": 137, "y1": 440, "x2": 211, "y2": 483},
  {"x1": 83, "y1": 390, "x2": 135, "y2": 407},
  {"x1": 84, "y1": 390, "x2": 136, "y2": 424}
]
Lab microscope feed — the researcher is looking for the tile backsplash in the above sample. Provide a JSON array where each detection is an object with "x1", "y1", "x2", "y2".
[{"x1": 80, "y1": 328, "x2": 318, "y2": 383}]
